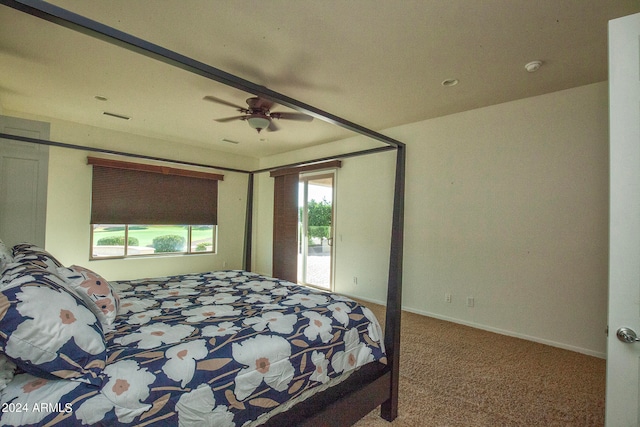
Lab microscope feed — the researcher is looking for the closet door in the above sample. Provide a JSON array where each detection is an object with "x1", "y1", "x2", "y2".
[{"x1": 0, "y1": 116, "x2": 50, "y2": 247}]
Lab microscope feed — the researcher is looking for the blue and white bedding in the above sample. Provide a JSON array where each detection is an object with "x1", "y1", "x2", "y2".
[{"x1": 0, "y1": 244, "x2": 387, "y2": 427}]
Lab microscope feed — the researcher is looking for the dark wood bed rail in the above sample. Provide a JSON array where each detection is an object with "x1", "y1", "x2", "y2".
[{"x1": 0, "y1": 1, "x2": 407, "y2": 424}]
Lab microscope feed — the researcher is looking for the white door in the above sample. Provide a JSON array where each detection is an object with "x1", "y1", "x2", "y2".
[
  {"x1": 606, "y1": 12, "x2": 640, "y2": 427},
  {"x1": 0, "y1": 116, "x2": 50, "y2": 248}
]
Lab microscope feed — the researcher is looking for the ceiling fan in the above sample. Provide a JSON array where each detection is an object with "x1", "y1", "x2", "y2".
[{"x1": 204, "y1": 95, "x2": 313, "y2": 133}]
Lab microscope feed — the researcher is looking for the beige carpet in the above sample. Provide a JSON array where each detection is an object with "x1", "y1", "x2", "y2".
[{"x1": 353, "y1": 302, "x2": 606, "y2": 427}]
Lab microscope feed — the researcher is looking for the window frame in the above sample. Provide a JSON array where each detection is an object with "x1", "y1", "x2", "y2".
[{"x1": 90, "y1": 224, "x2": 217, "y2": 260}]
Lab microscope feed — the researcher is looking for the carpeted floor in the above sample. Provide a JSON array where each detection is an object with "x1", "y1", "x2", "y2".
[{"x1": 353, "y1": 302, "x2": 606, "y2": 427}]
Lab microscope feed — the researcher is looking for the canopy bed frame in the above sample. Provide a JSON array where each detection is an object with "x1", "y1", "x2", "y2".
[{"x1": 0, "y1": 1, "x2": 406, "y2": 425}]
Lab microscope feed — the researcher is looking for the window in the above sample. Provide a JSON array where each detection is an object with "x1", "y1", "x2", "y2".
[
  {"x1": 88, "y1": 157, "x2": 222, "y2": 259},
  {"x1": 91, "y1": 224, "x2": 215, "y2": 258}
]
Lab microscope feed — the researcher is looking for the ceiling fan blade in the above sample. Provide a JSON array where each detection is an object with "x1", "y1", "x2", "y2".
[
  {"x1": 267, "y1": 120, "x2": 280, "y2": 132},
  {"x1": 203, "y1": 95, "x2": 245, "y2": 110},
  {"x1": 214, "y1": 115, "x2": 245, "y2": 123},
  {"x1": 271, "y1": 112, "x2": 314, "y2": 122}
]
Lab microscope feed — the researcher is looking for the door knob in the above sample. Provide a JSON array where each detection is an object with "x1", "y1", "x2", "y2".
[{"x1": 617, "y1": 327, "x2": 640, "y2": 343}]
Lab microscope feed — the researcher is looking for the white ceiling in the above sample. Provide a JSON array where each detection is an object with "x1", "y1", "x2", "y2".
[{"x1": 1, "y1": 1, "x2": 639, "y2": 159}]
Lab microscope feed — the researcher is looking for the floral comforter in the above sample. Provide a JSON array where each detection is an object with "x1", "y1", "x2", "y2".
[{"x1": 1, "y1": 270, "x2": 386, "y2": 426}]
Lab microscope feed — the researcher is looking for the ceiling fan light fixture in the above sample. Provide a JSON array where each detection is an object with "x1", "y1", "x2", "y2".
[{"x1": 246, "y1": 115, "x2": 270, "y2": 132}]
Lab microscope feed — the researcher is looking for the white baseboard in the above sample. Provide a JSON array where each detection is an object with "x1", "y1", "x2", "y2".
[{"x1": 342, "y1": 292, "x2": 607, "y2": 360}]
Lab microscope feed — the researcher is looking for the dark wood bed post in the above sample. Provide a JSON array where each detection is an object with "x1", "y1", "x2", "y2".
[
  {"x1": 243, "y1": 172, "x2": 254, "y2": 271},
  {"x1": 381, "y1": 144, "x2": 406, "y2": 421}
]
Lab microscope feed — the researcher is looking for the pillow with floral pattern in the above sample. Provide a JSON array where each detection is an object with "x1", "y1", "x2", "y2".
[
  {"x1": 0, "y1": 239, "x2": 12, "y2": 273},
  {"x1": 11, "y1": 243, "x2": 63, "y2": 273},
  {"x1": 0, "y1": 264, "x2": 106, "y2": 386},
  {"x1": 56, "y1": 265, "x2": 120, "y2": 326},
  {"x1": 0, "y1": 262, "x2": 60, "y2": 291}
]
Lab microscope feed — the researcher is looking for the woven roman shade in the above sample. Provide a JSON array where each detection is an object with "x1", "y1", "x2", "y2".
[
  {"x1": 271, "y1": 173, "x2": 299, "y2": 282},
  {"x1": 89, "y1": 157, "x2": 223, "y2": 225}
]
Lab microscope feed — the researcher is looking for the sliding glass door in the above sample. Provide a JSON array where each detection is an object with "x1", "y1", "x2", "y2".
[{"x1": 298, "y1": 172, "x2": 335, "y2": 290}]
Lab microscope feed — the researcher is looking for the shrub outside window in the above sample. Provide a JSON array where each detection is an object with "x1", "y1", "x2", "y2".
[{"x1": 91, "y1": 224, "x2": 215, "y2": 259}]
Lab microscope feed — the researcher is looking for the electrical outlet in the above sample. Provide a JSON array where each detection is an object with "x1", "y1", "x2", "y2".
[
  {"x1": 445, "y1": 293, "x2": 452, "y2": 303},
  {"x1": 467, "y1": 297, "x2": 475, "y2": 307},
  {"x1": 353, "y1": 276, "x2": 358, "y2": 285}
]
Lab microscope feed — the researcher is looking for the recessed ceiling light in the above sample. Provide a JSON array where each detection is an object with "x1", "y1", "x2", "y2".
[
  {"x1": 441, "y1": 78, "x2": 459, "y2": 87},
  {"x1": 525, "y1": 60, "x2": 543, "y2": 72}
]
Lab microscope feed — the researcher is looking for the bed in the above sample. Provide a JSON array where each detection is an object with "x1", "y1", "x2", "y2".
[{"x1": 0, "y1": 243, "x2": 390, "y2": 426}]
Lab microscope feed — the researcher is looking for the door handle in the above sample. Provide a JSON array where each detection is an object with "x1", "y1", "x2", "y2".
[{"x1": 617, "y1": 327, "x2": 640, "y2": 343}]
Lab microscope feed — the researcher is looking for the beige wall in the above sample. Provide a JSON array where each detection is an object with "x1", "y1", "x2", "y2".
[
  {"x1": 394, "y1": 82, "x2": 609, "y2": 357},
  {"x1": 255, "y1": 82, "x2": 609, "y2": 357}
]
